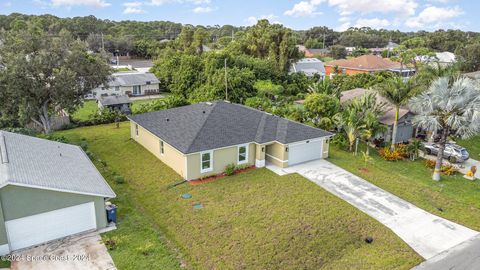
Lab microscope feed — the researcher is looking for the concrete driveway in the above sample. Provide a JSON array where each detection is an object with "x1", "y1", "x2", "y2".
[
  {"x1": 267, "y1": 159, "x2": 479, "y2": 259},
  {"x1": 11, "y1": 232, "x2": 116, "y2": 270}
]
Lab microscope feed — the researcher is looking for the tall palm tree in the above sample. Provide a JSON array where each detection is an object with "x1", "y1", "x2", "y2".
[
  {"x1": 334, "y1": 105, "x2": 366, "y2": 152},
  {"x1": 409, "y1": 77, "x2": 480, "y2": 181},
  {"x1": 374, "y1": 77, "x2": 418, "y2": 150}
]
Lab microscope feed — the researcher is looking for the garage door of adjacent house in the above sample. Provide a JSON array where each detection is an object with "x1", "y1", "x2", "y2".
[
  {"x1": 288, "y1": 139, "x2": 323, "y2": 166},
  {"x1": 5, "y1": 202, "x2": 97, "y2": 251}
]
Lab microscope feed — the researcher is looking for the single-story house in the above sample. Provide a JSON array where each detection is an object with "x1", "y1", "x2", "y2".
[
  {"x1": 0, "y1": 131, "x2": 115, "y2": 255},
  {"x1": 87, "y1": 72, "x2": 160, "y2": 99},
  {"x1": 369, "y1": 41, "x2": 400, "y2": 55},
  {"x1": 340, "y1": 88, "x2": 415, "y2": 144},
  {"x1": 325, "y1": 55, "x2": 415, "y2": 78},
  {"x1": 289, "y1": 58, "x2": 326, "y2": 77},
  {"x1": 304, "y1": 48, "x2": 330, "y2": 58},
  {"x1": 128, "y1": 101, "x2": 333, "y2": 181},
  {"x1": 98, "y1": 95, "x2": 132, "y2": 114}
]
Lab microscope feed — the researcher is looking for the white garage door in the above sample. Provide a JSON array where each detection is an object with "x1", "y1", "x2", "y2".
[
  {"x1": 5, "y1": 202, "x2": 96, "y2": 251},
  {"x1": 288, "y1": 139, "x2": 323, "y2": 166}
]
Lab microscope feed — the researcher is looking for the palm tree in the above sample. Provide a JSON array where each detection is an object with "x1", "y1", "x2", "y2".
[
  {"x1": 362, "y1": 112, "x2": 388, "y2": 155},
  {"x1": 409, "y1": 77, "x2": 480, "y2": 181},
  {"x1": 308, "y1": 78, "x2": 341, "y2": 98},
  {"x1": 334, "y1": 105, "x2": 366, "y2": 152},
  {"x1": 414, "y1": 62, "x2": 460, "y2": 90},
  {"x1": 374, "y1": 77, "x2": 418, "y2": 150}
]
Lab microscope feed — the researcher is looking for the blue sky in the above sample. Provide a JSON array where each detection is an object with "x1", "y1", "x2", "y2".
[{"x1": 0, "y1": 0, "x2": 477, "y2": 31}]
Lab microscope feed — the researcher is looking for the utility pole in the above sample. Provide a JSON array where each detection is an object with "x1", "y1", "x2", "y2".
[
  {"x1": 224, "y1": 58, "x2": 228, "y2": 101},
  {"x1": 101, "y1": 32, "x2": 105, "y2": 52},
  {"x1": 323, "y1": 33, "x2": 326, "y2": 49}
]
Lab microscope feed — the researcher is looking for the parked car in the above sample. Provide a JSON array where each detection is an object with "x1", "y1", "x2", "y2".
[{"x1": 423, "y1": 143, "x2": 470, "y2": 163}]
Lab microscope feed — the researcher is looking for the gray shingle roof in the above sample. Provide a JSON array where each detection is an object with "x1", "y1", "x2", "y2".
[
  {"x1": 128, "y1": 101, "x2": 333, "y2": 154},
  {"x1": 105, "y1": 72, "x2": 160, "y2": 87},
  {"x1": 0, "y1": 131, "x2": 116, "y2": 198},
  {"x1": 98, "y1": 95, "x2": 132, "y2": 106}
]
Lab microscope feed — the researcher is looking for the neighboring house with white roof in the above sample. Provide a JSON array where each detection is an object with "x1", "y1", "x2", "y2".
[
  {"x1": 415, "y1": 52, "x2": 456, "y2": 66},
  {"x1": 0, "y1": 131, "x2": 115, "y2": 255},
  {"x1": 86, "y1": 72, "x2": 160, "y2": 99},
  {"x1": 290, "y1": 58, "x2": 326, "y2": 77}
]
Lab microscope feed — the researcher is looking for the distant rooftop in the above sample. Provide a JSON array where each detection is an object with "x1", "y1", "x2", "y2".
[
  {"x1": 290, "y1": 58, "x2": 325, "y2": 77},
  {"x1": 104, "y1": 72, "x2": 160, "y2": 88},
  {"x1": 98, "y1": 95, "x2": 132, "y2": 106},
  {"x1": 326, "y1": 55, "x2": 402, "y2": 71}
]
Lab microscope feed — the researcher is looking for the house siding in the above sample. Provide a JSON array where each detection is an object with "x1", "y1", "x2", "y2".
[
  {"x1": 0, "y1": 200, "x2": 8, "y2": 246},
  {"x1": 186, "y1": 143, "x2": 255, "y2": 181},
  {"x1": 266, "y1": 142, "x2": 288, "y2": 168},
  {"x1": 130, "y1": 120, "x2": 187, "y2": 178},
  {"x1": 0, "y1": 185, "x2": 107, "y2": 229}
]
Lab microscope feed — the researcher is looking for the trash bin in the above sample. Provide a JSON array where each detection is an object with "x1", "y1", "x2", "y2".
[{"x1": 106, "y1": 204, "x2": 117, "y2": 224}]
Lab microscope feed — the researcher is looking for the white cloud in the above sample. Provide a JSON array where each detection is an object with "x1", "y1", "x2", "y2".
[
  {"x1": 406, "y1": 6, "x2": 463, "y2": 28},
  {"x1": 328, "y1": 0, "x2": 418, "y2": 17},
  {"x1": 192, "y1": 6, "x2": 213, "y2": 13},
  {"x1": 245, "y1": 14, "x2": 281, "y2": 26},
  {"x1": 51, "y1": 0, "x2": 110, "y2": 8},
  {"x1": 148, "y1": 0, "x2": 210, "y2": 6},
  {"x1": 122, "y1": 1, "x2": 145, "y2": 14},
  {"x1": 284, "y1": 0, "x2": 324, "y2": 17},
  {"x1": 338, "y1": 16, "x2": 350, "y2": 22},
  {"x1": 354, "y1": 18, "x2": 391, "y2": 29}
]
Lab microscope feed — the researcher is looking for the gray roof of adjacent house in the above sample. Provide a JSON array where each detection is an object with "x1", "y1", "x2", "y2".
[
  {"x1": 290, "y1": 58, "x2": 326, "y2": 77},
  {"x1": 98, "y1": 95, "x2": 132, "y2": 106},
  {"x1": 104, "y1": 72, "x2": 160, "y2": 88},
  {"x1": 0, "y1": 131, "x2": 116, "y2": 198},
  {"x1": 128, "y1": 101, "x2": 333, "y2": 154},
  {"x1": 340, "y1": 88, "x2": 411, "y2": 125}
]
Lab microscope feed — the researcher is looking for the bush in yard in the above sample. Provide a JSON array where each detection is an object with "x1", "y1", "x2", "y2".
[
  {"x1": 104, "y1": 238, "x2": 118, "y2": 250},
  {"x1": 424, "y1": 160, "x2": 459, "y2": 175},
  {"x1": 114, "y1": 175, "x2": 125, "y2": 184},
  {"x1": 225, "y1": 164, "x2": 236, "y2": 176},
  {"x1": 378, "y1": 147, "x2": 404, "y2": 161}
]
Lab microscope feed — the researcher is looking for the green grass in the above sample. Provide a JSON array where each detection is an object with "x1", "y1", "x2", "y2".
[
  {"x1": 456, "y1": 136, "x2": 480, "y2": 160},
  {"x1": 72, "y1": 97, "x2": 166, "y2": 122},
  {"x1": 57, "y1": 123, "x2": 422, "y2": 270},
  {"x1": 72, "y1": 100, "x2": 99, "y2": 122},
  {"x1": 0, "y1": 259, "x2": 10, "y2": 268},
  {"x1": 329, "y1": 145, "x2": 480, "y2": 231}
]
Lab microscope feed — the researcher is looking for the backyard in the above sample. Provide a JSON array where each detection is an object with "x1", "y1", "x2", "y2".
[
  {"x1": 57, "y1": 123, "x2": 422, "y2": 270},
  {"x1": 328, "y1": 145, "x2": 480, "y2": 231},
  {"x1": 72, "y1": 96, "x2": 166, "y2": 122}
]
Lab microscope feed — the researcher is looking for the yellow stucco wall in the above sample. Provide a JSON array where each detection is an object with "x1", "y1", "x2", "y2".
[
  {"x1": 130, "y1": 120, "x2": 186, "y2": 178},
  {"x1": 255, "y1": 144, "x2": 266, "y2": 161},
  {"x1": 322, "y1": 139, "x2": 330, "y2": 158},
  {"x1": 265, "y1": 142, "x2": 288, "y2": 168},
  {"x1": 186, "y1": 143, "x2": 255, "y2": 180}
]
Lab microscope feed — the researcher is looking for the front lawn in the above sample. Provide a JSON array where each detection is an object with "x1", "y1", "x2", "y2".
[
  {"x1": 57, "y1": 123, "x2": 422, "y2": 270},
  {"x1": 456, "y1": 136, "x2": 480, "y2": 160},
  {"x1": 329, "y1": 145, "x2": 480, "y2": 231}
]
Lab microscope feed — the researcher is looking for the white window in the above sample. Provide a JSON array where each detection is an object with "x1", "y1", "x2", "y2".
[
  {"x1": 160, "y1": 140, "x2": 164, "y2": 155},
  {"x1": 135, "y1": 124, "x2": 139, "y2": 136},
  {"x1": 133, "y1": 85, "x2": 141, "y2": 95},
  {"x1": 238, "y1": 144, "x2": 248, "y2": 164},
  {"x1": 200, "y1": 151, "x2": 213, "y2": 173}
]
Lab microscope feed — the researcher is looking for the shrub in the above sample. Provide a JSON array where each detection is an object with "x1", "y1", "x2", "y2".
[
  {"x1": 104, "y1": 238, "x2": 117, "y2": 250},
  {"x1": 114, "y1": 175, "x2": 125, "y2": 184},
  {"x1": 224, "y1": 164, "x2": 236, "y2": 176},
  {"x1": 424, "y1": 159, "x2": 459, "y2": 175},
  {"x1": 378, "y1": 147, "x2": 404, "y2": 161}
]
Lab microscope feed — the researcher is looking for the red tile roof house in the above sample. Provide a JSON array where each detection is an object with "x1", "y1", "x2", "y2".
[{"x1": 325, "y1": 55, "x2": 415, "y2": 78}]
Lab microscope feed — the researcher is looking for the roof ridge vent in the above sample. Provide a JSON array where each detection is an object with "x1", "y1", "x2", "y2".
[{"x1": 0, "y1": 133, "x2": 9, "y2": 164}]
